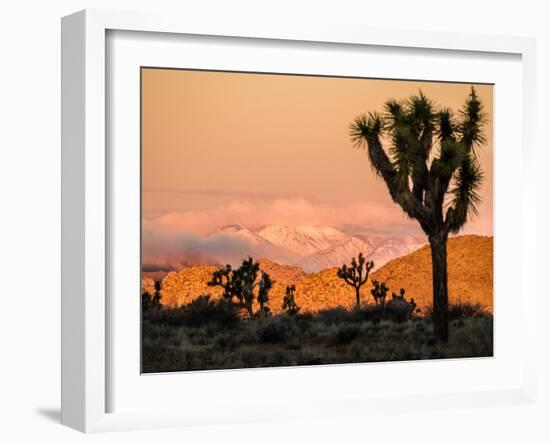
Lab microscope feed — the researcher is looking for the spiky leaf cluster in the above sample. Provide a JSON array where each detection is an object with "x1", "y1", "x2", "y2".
[
  {"x1": 350, "y1": 88, "x2": 486, "y2": 235},
  {"x1": 337, "y1": 254, "x2": 374, "y2": 288},
  {"x1": 336, "y1": 253, "x2": 374, "y2": 306},
  {"x1": 207, "y1": 257, "x2": 262, "y2": 317},
  {"x1": 282, "y1": 285, "x2": 300, "y2": 315},
  {"x1": 370, "y1": 279, "x2": 389, "y2": 306}
]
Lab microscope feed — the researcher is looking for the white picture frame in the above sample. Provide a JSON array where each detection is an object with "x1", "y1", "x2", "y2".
[{"x1": 61, "y1": 9, "x2": 537, "y2": 433}]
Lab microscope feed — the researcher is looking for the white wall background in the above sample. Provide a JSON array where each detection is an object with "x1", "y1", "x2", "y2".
[{"x1": 0, "y1": 1, "x2": 547, "y2": 440}]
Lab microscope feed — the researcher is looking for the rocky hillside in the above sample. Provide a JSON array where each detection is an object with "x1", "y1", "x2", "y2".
[
  {"x1": 372, "y1": 235, "x2": 493, "y2": 312},
  {"x1": 142, "y1": 235, "x2": 493, "y2": 314},
  {"x1": 143, "y1": 259, "x2": 306, "y2": 312}
]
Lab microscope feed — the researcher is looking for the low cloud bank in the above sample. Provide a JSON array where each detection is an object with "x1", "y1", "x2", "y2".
[
  {"x1": 143, "y1": 198, "x2": 423, "y2": 236},
  {"x1": 142, "y1": 229, "x2": 297, "y2": 271}
]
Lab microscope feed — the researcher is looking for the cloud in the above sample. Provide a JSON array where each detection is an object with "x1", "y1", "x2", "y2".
[
  {"x1": 142, "y1": 229, "x2": 298, "y2": 270},
  {"x1": 143, "y1": 197, "x2": 421, "y2": 237},
  {"x1": 142, "y1": 197, "x2": 492, "y2": 269}
]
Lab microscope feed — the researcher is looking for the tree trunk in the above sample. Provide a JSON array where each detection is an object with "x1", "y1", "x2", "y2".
[
  {"x1": 246, "y1": 303, "x2": 254, "y2": 318},
  {"x1": 429, "y1": 233, "x2": 449, "y2": 343},
  {"x1": 355, "y1": 287, "x2": 361, "y2": 308}
]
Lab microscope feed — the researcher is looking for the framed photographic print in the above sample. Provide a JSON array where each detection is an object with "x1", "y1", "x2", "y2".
[
  {"x1": 139, "y1": 68, "x2": 494, "y2": 373},
  {"x1": 61, "y1": 9, "x2": 537, "y2": 432}
]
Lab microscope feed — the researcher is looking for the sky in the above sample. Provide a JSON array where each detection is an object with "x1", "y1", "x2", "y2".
[{"x1": 141, "y1": 68, "x2": 493, "y2": 263}]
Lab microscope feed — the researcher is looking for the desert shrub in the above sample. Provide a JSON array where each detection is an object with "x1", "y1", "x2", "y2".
[
  {"x1": 298, "y1": 349, "x2": 324, "y2": 365},
  {"x1": 141, "y1": 337, "x2": 203, "y2": 372},
  {"x1": 141, "y1": 322, "x2": 180, "y2": 346},
  {"x1": 284, "y1": 340, "x2": 302, "y2": 350},
  {"x1": 354, "y1": 304, "x2": 406, "y2": 322},
  {"x1": 232, "y1": 326, "x2": 259, "y2": 345},
  {"x1": 266, "y1": 350, "x2": 292, "y2": 366},
  {"x1": 144, "y1": 307, "x2": 183, "y2": 326},
  {"x1": 213, "y1": 333, "x2": 234, "y2": 351},
  {"x1": 449, "y1": 302, "x2": 490, "y2": 319},
  {"x1": 294, "y1": 311, "x2": 314, "y2": 321},
  {"x1": 411, "y1": 319, "x2": 433, "y2": 343},
  {"x1": 257, "y1": 317, "x2": 291, "y2": 343},
  {"x1": 384, "y1": 297, "x2": 417, "y2": 322},
  {"x1": 142, "y1": 312, "x2": 493, "y2": 372},
  {"x1": 428, "y1": 316, "x2": 494, "y2": 359},
  {"x1": 425, "y1": 301, "x2": 491, "y2": 320},
  {"x1": 291, "y1": 311, "x2": 314, "y2": 333},
  {"x1": 351, "y1": 289, "x2": 417, "y2": 323},
  {"x1": 152, "y1": 295, "x2": 240, "y2": 328},
  {"x1": 330, "y1": 323, "x2": 361, "y2": 346},
  {"x1": 317, "y1": 307, "x2": 354, "y2": 325},
  {"x1": 235, "y1": 348, "x2": 270, "y2": 367},
  {"x1": 354, "y1": 304, "x2": 386, "y2": 322},
  {"x1": 350, "y1": 340, "x2": 363, "y2": 359},
  {"x1": 182, "y1": 295, "x2": 240, "y2": 327},
  {"x1": 187, "y1": 328, "x2": 211, "y2": 346}
]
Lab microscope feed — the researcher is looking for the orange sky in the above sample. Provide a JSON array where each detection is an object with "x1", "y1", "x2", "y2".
[{"x1": 141, "y1": 68, "x2": 493, "y2": 238}]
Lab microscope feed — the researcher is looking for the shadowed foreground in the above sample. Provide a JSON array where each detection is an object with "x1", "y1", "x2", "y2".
[{"x1": 142, "y1": 300, "x2": 493, "y2": 373}]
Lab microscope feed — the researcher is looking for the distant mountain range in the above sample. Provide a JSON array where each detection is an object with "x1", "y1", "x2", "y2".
[
  {"x1": 142, "y1": 224, "x2": 426, "y2": 279},
  {"x1": 253, "y1": 225, "x2": 347, "y2": 256},
  {"x1": 142, "y1": 235, "x2": 493, "y2": 313},
  {"x1": 208, "y1": 224, "x2": 426, "y2": 273}
]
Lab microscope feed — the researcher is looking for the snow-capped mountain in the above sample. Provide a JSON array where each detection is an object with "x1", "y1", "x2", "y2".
[
  {"x1": 255, "y1": 225, "x2": 347, "y2": 256},
  {"x1": 354, "y1": 234, "x2": 426, "y2": 267},
  {"x1": 213, "y1": 223, "x2": 267, "y2": 245},
  {"x1": 208, "y1": 223, "x2": 301, "y2": 266},
  {"x1": 206, "y1": 224, "x2": 427, "y2": 272},
  {"x1": 298, "y1": 236, "x2": 372, "y2": 272},
  {"x1": 297, "y1": 235, "x2": 426, "y2": 272}
]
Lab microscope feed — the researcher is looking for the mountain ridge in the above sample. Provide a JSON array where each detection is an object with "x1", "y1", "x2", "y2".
[
  {"x1": 142, "y1": 234, "x2": 493, "y2": 313},
  {"x1": 143, "y1": 224, "x2": 427, "y2": 278},
  {"x1": 215, "y1": 224, "x2": 425, "y2": 271}
]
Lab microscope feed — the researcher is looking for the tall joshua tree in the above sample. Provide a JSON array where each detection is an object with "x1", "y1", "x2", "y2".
[
  {"x1": 257, "y1": 271, "x2": 273, "y2": 319},
  {"x1": 207, "y1": 257, "x2": 260, "y2": 318},
  {"x1": 337, "y1": 253, "x2": 374, "y2": 308},
  {"x1": 350, "y1": 88, "x2": 485, "y2": 343}
]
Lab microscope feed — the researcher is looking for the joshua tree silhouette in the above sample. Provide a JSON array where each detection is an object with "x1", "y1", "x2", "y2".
[
  {"x1": 350, "y1": 88, "x2": 486, "y2": 342},
  {"x1": 336, "y1": 253, "x2": 374, "y2": 308},
  {"x1": 282, "y1": 285, "x2": 300, "y2": 315},
  {"x1": 207, "y1": 257, "x2": 261, "y2": 318}
]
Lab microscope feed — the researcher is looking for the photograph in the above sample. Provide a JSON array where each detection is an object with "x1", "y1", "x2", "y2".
[{"x1": 140, "y1": 68, "x2": 494, "y2": 373}]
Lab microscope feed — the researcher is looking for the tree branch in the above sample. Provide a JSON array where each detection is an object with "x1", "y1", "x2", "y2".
[{"x1": 365, "y1": 135, "x2": 431, "y2": 232}]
